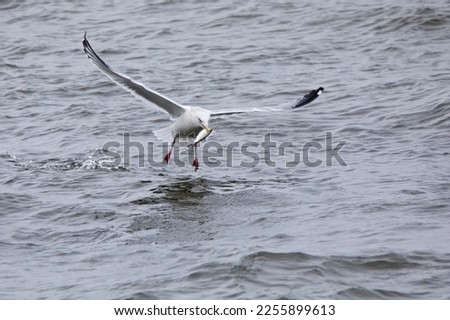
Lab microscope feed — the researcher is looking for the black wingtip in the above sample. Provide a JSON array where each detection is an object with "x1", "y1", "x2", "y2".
[
  {"x1": 81, "y1": 32, "x2": 111, "y2": 69},
  {"x1": 292, "y1": 86, "x2": 325, "y2": 109},
  {"x1": 82, "y1": 32, "x2": 88, "y2": 50}
]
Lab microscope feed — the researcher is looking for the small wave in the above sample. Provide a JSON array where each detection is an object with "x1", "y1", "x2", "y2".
[
  {"x1": 334, "y1": 287, "x2": 413, "y2": 299},
  {"x1": 244, "y1": 250, "x2": 316, "y2": 264},
  {"x1": 385, "y1": 100, "x2": 450, "y2": 132},
  {"x1": 324, "y1": 252, "x2": 421, "y2": 271},
  {"x1": 371, "y1": 6, "x2": 450, "y2": 33},
  {"x1": 0, "y1": 0, "x2": 23, "y2": 11},
  {"x1": 217, "y1": 250, "x2": 450, "y2": 299},
  {"x1": 123, "y1": 292, "x2": 161, "y2": 300},
  {"x1": 150, "y1": 28, "x2": 173, "y2": 39},
  {"x1": 1, "y1": 192, "x2": 37, "y2": 215}
]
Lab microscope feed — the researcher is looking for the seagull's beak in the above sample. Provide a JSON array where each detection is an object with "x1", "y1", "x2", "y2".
[
  {"x1": 200, "y1": 121, "x2": 212, "y2": 133},
  {"x1": 188, "y1": 121, "x2": 213, "y2": 147}
]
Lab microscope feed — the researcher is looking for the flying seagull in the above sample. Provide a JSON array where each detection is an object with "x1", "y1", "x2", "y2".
[{"x1": 82, "y1": 33, "x2": 323, "y2": 171}]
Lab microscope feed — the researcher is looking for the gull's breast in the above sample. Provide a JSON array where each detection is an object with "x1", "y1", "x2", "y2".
[{"x1": 172, "y1": 109, "x2": 203, "y2": 140}]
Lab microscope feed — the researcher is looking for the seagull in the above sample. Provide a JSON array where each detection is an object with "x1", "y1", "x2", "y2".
[{"x1": 82, "y1": 33, "x2": 323, "y2": 171}]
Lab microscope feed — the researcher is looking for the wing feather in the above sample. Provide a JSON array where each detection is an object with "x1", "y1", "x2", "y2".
[
  {"x1": 210, "y1": 107, "x2": 282, "y2": 117},
  {"x1": 82, "y1": 33, "x2": 186, "y2": 119}
]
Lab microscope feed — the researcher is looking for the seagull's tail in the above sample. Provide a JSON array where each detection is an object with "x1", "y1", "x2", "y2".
[{"x1": 153, "y1": 125, "x2": 173, "y2": 143}]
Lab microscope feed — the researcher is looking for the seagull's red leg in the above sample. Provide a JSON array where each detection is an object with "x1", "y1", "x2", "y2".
[
  {"x1": 193, "y1": 144, "x2": 199, "y2": 172},
  {"x1": 164, "y1": 135, "x2": 177, "y2": 163},
  {"x1": 163, "y1": 148, "x2": 172, "y2": 163}
]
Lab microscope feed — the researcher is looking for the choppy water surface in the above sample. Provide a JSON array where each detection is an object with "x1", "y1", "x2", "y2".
[{"x1": 1, "y1": 1, "x2": 450, "y2": 299}]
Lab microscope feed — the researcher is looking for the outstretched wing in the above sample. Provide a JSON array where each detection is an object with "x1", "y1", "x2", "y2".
[
  {"x1": 210, "y1": 107, "x2": 283, "y2": 118},
  {"x1": 211, "y1": 88, "x2": 324, "y2": 118},
  {"x1": 82, "y1": 33, "x2": 186, "y2": 119}
]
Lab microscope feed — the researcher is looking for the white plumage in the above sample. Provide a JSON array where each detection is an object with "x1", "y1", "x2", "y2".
[
  {"x1": 82, "y1": 33, "x2": 322, "y2": 172},
  {"x1": 82, "y1": 33, "x2": 213, "y2": 171}
]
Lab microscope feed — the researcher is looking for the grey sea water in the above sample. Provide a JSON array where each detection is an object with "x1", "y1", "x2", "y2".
[{"x1": 1, "y1": 0, "x2": 450, "y2": 299}]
